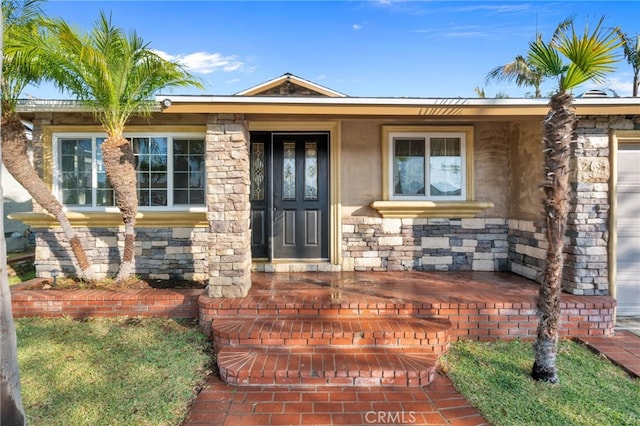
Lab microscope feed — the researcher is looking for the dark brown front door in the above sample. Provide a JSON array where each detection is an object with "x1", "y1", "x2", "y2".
[{"x1": 250, "y1": 132, "x2": 329, "y2": 260}]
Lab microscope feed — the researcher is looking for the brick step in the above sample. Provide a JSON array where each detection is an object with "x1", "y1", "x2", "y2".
[
  {"x1": 199, "y1": 293, "x2": 425, "y2": 320},
  {"x1": 217, "y1": 346, "x2": 437, "y2": 387},
  {"x1": 212, "y1": 318, "x2": 450, "y2": 353}
]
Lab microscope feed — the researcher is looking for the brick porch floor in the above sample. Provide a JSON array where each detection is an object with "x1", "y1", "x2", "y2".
[
  {"x1": 183, "y1": 271, "x2": 617, "y2": 425},
  {"x1": 199, "y1": 271, "x2": 616, "y2": 341}
]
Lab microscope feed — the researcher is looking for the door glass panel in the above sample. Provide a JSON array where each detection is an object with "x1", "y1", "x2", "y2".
[
  {"x1": 304, "y1": 142, "x2": 318, "y2": 200},
  {"x1": 251, "y1": 142, "x2": 265, "y2": 201},
  {"x1": 282, "y1": 142, "x2": 296, "y2": 200}
]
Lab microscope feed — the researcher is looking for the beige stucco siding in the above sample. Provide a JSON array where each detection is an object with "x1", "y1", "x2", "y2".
[
  {"x1": 474, "y1": 122, "x2": 510, "y2": 218},
  {"x1": 340, "y1": 120, "x2": 382, "y2": 217},
  {"x1": 507, "y1": 120, "x2": 544, "y2": 221},
  {"x1": 339, "y1": 119, "x2": 546, "y2": 220}
]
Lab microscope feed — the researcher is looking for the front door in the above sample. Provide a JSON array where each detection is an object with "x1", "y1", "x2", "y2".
[{"x1": 250, "y1": 132, "x2": 329, "y2": 261}]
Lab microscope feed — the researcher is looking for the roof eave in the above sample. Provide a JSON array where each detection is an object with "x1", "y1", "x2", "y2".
[{"x1": 153, "y1": 95, "x2": 640, "y2": 117}]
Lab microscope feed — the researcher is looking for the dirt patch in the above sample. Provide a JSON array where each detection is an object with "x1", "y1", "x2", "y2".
[{"x1": 21, "y1": 276, "x2": 207, "y2": 291}]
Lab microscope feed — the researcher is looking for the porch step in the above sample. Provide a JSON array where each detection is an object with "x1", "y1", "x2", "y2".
[
  {"x1": 212, "y1": 317, "x2": 450, "y2": 353},
  {"x1": 217, "y1": 346, "x2": 437, "y2": 387}
]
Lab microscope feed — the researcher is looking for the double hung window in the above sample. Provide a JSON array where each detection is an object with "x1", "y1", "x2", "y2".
[{"x1": 55, "y1": 133, "x2": 205, "y2": 209}]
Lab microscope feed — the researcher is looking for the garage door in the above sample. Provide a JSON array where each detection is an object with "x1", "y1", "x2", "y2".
[{"x1": 616, "y1": 142, "x2": 640, "y2": 316}]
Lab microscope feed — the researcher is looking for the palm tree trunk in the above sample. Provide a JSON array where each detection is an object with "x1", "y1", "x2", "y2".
[
  {"x1": 531, "y1": 91, "x2": 575, "y2": 383},
  {"x1": 1, "y1": 258, "x2": 26, "y2": 426},
  {"x1": 100, "y1": 135, "x2": 137, "y2": 282},
  {"x1": 1, "y1": 114, "x2": 96, "y2": 281},
  {"x1": 1, "y1": 128, "x2": 27, "y2": 425},
  {"x1": 633, "y1": 73, "x2": 638, "y2": 97}
]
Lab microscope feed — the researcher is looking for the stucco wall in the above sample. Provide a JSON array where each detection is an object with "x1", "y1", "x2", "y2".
[
  {"x1": 340, "y1": 120, "x2": 382, "y2": 217},
  {"x1": 474, "y1": 122, "x2": 510, "y2": 218},
  {"x1": 507, "y1": 120, "x2": 544, "y2": 221},
  {"x1": 339, "y1": 119, "x2": 541, "y2": 219}
]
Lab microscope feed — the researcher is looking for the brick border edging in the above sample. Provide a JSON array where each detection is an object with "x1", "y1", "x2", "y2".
[{"x1": 10, "y1": 279, "x2": 205, "y2": 319}]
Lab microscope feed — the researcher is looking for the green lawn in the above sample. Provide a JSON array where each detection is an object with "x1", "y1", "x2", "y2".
[
  {"x1": 15, "y1": 317, "x2": 640, "y2": 425},
  {"x1": 16, "y1": 317, "x2": 212, "y2": 426},
  {"x1": 7, "y1": 253, "x2": 36, "y2": 285},
  {"x1": 440, "y1": 339, "x2": 640, "y2": 426}
]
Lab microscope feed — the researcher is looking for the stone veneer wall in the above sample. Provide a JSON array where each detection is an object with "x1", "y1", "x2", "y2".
[
  {"x1": 35, "y1": 227, "x2": 208, "y2": 281},
  {"x1": 341, "y1": 218, "x2": 509, "y2": 272},
  {"x1": 205, "y1": 114, "x2": 252, "y2": 298},
  {"x1": 508, "y1": 115, "x2": 639, "y2": 295},
  {"x1": 508, "y1": 220, "x2": 546, "y2": 282}
]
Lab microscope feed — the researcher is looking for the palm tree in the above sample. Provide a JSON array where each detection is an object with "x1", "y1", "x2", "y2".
[
  {"x1": 25, "y1": 12, "x2": 203, "y2": 282},
  {"x1": 485, "y1": 54, "x2": 545, "y2": 97},
  {"x1": 1, "y1": 144, "x2": 27, "y2": 426},
  {"x1": 1, "y1": 3, "x2": 27, "y2": 423},
  {"x1": 2, "y1": 0, "x2": 96, "y2": 280},
  {"x1": 527, "y1": 16, "x2": 621, "y2": 383},
  {"x1": 618, "y1": 32, "x2": 639, "y2": 96}
]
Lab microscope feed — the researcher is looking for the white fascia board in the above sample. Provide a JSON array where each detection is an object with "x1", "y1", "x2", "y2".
[
  {"x1": 155, "y1": 95, "x2": 553, "y2": 107},
  {"x1": 155, "y1": 94, "x2": 640, "y2": 107}
]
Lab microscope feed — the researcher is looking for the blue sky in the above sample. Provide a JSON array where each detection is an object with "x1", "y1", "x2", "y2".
[{"x1": 26, "y1": 0, "x2": 640, "y2": 99}]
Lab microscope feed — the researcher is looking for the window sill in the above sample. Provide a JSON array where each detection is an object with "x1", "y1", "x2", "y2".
[
  {"x1": 369, "y1": 200, "x2": 494, "y2": 218},
  {"x1": 8, "y1": 211, "x2": 208, "y2": 228}
]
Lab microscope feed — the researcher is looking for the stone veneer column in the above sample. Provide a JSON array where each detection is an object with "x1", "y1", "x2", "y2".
[
  {"x1": 205, "y1": 114, "x2": 252, "y2": 298},
  {"x1": 563, "y1": 116, "x2": 635, "y2": 295}
]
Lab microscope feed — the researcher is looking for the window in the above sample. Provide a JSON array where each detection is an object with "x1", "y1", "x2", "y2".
[
  {"x1": 55, "y1": 133, "x2": 205, "y2": 209},
  {"x1": 373, "y1": 126, "x2": 489, "y2": 218},
  {"x1": 385, "y1": 127, "x2": 470, "y2": 201}
]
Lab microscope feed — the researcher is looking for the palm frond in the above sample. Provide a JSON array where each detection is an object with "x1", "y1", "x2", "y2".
[
  {"x1": 528, "y1": 38, "x2": 565, "y2": 78},
  {"x1": 552, "y1": 16, "x2": 622, "y2": 89},
  {"x1": 1, "y1": 0, "x2": 48, "y2": 112},
  {"x1": 12, "y1": 10, "x2": 204, "y2": 135}
]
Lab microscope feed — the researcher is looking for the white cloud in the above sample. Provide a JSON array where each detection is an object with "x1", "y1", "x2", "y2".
[
  {"x1": 600, "y1": 75, "x2": 634, "y2": 97},
  {"x1": 441, "y1": 31, "x2": 486, "y2": 38},
  {"x1": 353, "y1": 24, "x2": 362, "y2": 30},
  {"x1": 154, "y1": 50, "x2": 243, "y2": 74},
  {"x1": 454, "y1": 4, "x2": 531, "y2": 14}
]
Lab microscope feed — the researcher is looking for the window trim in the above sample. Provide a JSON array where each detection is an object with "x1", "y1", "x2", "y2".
[
  {"x1": 52, "y1": 131, "x2": 206, "y2": 212},
  {"x1": 373, "y1": 125, "x2": 493, "y2": 218},
  {"x1": 381, "y1": 125, "x2": 475, "y2": 201}
]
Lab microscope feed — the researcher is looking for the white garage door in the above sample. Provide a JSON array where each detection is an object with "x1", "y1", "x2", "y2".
[{"x1": 616, "y1": 142, "x2": 640, "y2": 316}]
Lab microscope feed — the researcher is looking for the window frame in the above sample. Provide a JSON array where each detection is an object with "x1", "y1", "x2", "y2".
[
  {"x1": 381, "y1": 125, "x2": 474, "y2": 201},
  {"x1": 52, "y1": 132, "x2": 206, "y2": 212}
]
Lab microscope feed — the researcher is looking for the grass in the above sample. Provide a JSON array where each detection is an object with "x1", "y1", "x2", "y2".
[
  {"x1": 16, "y1": 317, "x2": 212, "y2": 426},
  {"x1": 7, "y1": 252, "x2": 36, "y2": 285},
  {"x1": 9, "y1": 269, "x2": 36, "y2": 285},
  {"x1": 440, "y1": 339, "x2": 640, "y2": 426}
]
